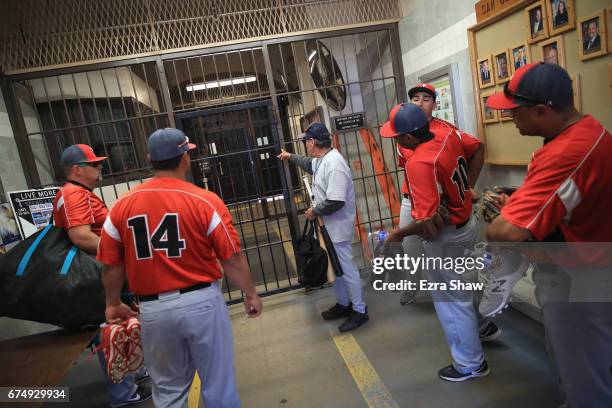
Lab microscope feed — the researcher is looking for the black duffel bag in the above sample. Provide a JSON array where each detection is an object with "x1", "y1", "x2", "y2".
[
  {"x1": 296, "y1": 220, "x2": 328, "y2": 288},
  {"x1": 0, "y1": 224, "x2": 105, "y2": 330}
]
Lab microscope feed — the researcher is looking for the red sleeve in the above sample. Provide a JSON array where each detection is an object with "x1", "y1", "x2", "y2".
[
  {"x1": 61, "y1": 188, "x2": 96, "y2": 229},
  {"x1": 457, "y1": 131, "x2": 482, "y2": 159},
  {"x1": 501, "y1": 156, "x2": 569, "y2": 240},
  {"x1": 203, "y1": 193, "x2": 241, "y2": 261},
  {"x1": 97, "y1": 211, "x2": 124, "y2": 265},
  {"x1": 406, "y1": 160, "x2": 440, "y2": 220}
]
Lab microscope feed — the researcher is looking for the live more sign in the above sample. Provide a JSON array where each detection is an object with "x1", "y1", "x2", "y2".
[{"x1": 8, "y1": 187, "x2": 59, "y2": 239}]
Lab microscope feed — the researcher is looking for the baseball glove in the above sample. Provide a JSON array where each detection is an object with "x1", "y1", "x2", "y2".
[{"x1": 477, "y1": 186, "x2": 517, "y2": 223}]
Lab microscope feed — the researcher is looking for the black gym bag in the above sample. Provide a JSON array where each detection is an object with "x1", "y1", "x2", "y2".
[
  {"x1": 0, "y1": 224, "x2": 105, "y2": 330},
  {"x1": 296, "y1": 220, "x2": 328, "y2": 288}
]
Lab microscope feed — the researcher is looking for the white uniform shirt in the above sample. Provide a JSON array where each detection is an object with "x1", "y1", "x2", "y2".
[{"x1": 311, "y1": 149, "x2": 356, "y2": 243}]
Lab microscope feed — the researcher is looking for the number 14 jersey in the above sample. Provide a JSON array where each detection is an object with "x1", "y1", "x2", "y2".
[
  {"x1": 97, "y1": 177, "x2": 241, "y2": 296},
  {"x1": 405, "y1": 128, "x2": 481, "y2": 225}
]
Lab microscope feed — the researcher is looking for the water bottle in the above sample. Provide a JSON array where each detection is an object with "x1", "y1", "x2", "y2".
[{"x1": 369, "y1": 229, "x2": 387, "y2": 257}]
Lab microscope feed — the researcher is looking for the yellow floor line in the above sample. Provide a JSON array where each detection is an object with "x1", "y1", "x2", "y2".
[
  {"x1": 188, "y1": 372, "x2": 201, "y2": 408},
  {"x1": 332, "y1": 332, "x2": 399, "y2": 408}
]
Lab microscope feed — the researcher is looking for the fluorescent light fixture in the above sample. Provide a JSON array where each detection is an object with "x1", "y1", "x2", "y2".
[{"x1": 186, "y1": 76, "x2": 256, "y2": 92}]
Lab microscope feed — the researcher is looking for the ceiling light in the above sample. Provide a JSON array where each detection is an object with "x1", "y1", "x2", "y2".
[{"x1": 186, "y1": 76, "x2": 257, "y2": 92}]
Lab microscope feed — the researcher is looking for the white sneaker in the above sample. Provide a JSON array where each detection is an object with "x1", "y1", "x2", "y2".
[{"x1": 478, "y1": 249, "x2": 530, "y2": 317}]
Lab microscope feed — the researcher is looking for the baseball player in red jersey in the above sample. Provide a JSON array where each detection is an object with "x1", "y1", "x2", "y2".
[
  {"x1": 52, "y1": 144, "x2": 151, "y2": 407},
  {"x1": 486, "y1": 63, "x2": 612, "y2": 407},
  {"x1": 382, "y1": 103, "x2": 493, "y2": 382},
  {"x1": 398, "y1": 83, "x2": 485, "y2": 306},
  {"x1": 97, "y1": 128, "x2": 262, "y2": 408}
]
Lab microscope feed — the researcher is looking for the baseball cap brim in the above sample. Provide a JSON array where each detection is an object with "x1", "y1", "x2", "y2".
[
  {"x1": 408, "y1": 86, "x2": 436, "y2": 100},
  {"x1": 83, "y1": 156, "x2": 108, "y2": 163},
  {"x1": 380, "y1": 121, "x2": 399, "y2": 138},
  {"x1": 486, "y1": 92, "x2": 520, "y2": 110},
  {"x1": 187, "y1": 143, "x2": 197, "y2": 151}
]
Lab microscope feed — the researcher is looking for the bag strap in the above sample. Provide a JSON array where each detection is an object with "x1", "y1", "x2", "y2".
[{"x1": 16, "y1": 224, "x2": 53, "y2": 276}]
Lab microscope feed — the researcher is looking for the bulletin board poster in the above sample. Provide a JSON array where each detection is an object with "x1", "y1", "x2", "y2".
[
  {"x1": 430, "y1": 75, "x2": 456, "y2": 126},
  {"x1": 7, "y1": 187, "x2": 59, "y2": 239}
]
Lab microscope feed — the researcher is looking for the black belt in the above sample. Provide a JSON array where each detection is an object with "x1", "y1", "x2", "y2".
[
  {"x1": 403, "y1": 193, "x2": 410, "y2": 199},
  {"x1": 138, "y1": 282, "x2": 211, "y2": 302}
]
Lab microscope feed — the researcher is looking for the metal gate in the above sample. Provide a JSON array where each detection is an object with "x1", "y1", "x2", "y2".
[{"x1": 2, "y1": 24, "x2": 406, "y2": 301}]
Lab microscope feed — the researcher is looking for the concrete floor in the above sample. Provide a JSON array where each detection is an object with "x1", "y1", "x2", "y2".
[{"x1": 33, "y1": 284, "x2": 562, "y2": 407}]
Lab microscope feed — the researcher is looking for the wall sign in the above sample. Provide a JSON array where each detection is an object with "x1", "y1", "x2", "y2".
[
  {"x1": 475, "y1": 0, "x2": 523, "y2": 23},
  {"x1": 7, "y1": 187, "x2": 59, "y2": 239},
  {"x1": 332, "y1": 113, "x2": 366, "y2": 133}
]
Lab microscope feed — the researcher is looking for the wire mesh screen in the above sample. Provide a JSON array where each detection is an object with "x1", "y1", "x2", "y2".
[{"x1": 0, "y1": 0, "x2": 401, "y2": 74}]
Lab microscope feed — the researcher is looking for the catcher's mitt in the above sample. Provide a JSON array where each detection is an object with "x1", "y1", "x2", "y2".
[{"x1": 477, "y1": 186, "x2": 517, "y2": 223}]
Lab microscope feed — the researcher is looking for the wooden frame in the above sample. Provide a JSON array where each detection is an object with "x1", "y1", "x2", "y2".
[
  {"x1": 545, "y1": 0, "x2": 576, "y2": 36},
  {"x1": 571, "y1": 74, "x2": 581, "y2": 113},
  {"x1": 578, "y1": 10, "x2": 608, "y2": 61},
  {"x1": 526, "y1": 1, "x2": 549, "y2": 43},
  {"x1": 492, "y1": 48, "x2": 511, "y2": 84},
  {"x1": 477, "y1": 55, "x2": 495, "y2": 88},
  {"x1": 480, "y1": 92, "x2": 499, "y2": 124},
  {"x1": 539, "y1": 36, "x2": 566, "y2": 68},
  {"x1": 509, "y1": 41, "x2": 532, "y2": 74}
]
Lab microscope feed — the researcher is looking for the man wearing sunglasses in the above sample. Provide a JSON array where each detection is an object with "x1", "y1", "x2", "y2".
[
  {"x1": 52, "y1": 144, "x2": 151, "y2": 407},
  {"x1": 486, "y1": 63, "x2": 612, "y2": 407}
]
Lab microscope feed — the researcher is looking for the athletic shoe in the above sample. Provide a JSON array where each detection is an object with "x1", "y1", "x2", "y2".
[
  {"x1": 338, "y1": 308, "x2": 369, "y2": 332},
  {"x1": 399, "y1": 289, "x2": 418, "y2": 305},
  {"x1": 110, "y1": 384, "x2": 152, "y2": 407},
  {"x1": 98, "y1": 323, "x2": 130, "y2": 384},
  {"x1": 478, "y1": 250, "x2": 530, "y2": 317},
  {"x1": 321, "y1": 303, "x2": 352, "y2": 320},
  {"x1": 438, "y1": 360, "x2": 490, "y2": 382},
  {"x1": 124, "y1": 317, "x2": 144, "y2": 373},
  {"x1": 479, "y1": 322, "x2": 502, "y2": 342}
]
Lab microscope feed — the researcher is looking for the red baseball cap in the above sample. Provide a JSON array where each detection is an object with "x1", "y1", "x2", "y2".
[
  {"x1": 60, "y1": 144, "x2": 107, "y2": 166},
  {"x1": 408, "y1": 83, "x2": 436, "y2": 100},
  {"x1": 487, "y1": 63, "x2": 573, "y2": 110}
]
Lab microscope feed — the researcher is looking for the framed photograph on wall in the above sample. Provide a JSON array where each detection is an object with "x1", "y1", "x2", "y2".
[
  {"x1": 526, "y1": 1, "x2": 549, "y2": 44},
  {"x1": 477, "y1": 55, "x2": 495, "y2": 89},
  {"x1": 480, "y1": 92, "x2": 499, "y2": 124},
  {"x1": 500, "y1": 109, "x2": 513, "y2": 122},
  {"x1": 546, "y1": 0, "x2": 575, "y2": 36},
  {"x1": 578, "y1": 10, "x2": 608, "y2": 61},
  {"x1": 509, "y1": 41, "x2": 532, "y2": 74},
  {"x1": 571, "y1": 74, "x2": 581, "y2": 113},
  {"x1": 492, "y1": 49, "x2": 511, "y2": 84},
  {"x1": 540, "y1": 36, "x2": 566, "y2": 68}
]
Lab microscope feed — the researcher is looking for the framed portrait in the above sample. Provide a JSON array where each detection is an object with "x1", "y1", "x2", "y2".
[
  {"x1": 500, "y1": 109, "x2": 513, "y2": 122},
  {"x1": 546, "y1": 0, "x2": 575, "y2": 36},
  {"x1": 540, "y1": 36, "x2": 566, "y2": 68},
  {"x1": 571, "y1": 74, "x2": 581, "y2": 113},
  {"x1": 480, "y1": 92, "x2": 499, "y2": 124},
  {"x1": 509, "y1": 42, "x2": 532, "y2": 74},
  {"x1": 493, "y1": 49, "x2": 511, "y2": 84},
  {"x1": 526, "y1": 1, "x2": 549, "y2": 44},
  {"x1": 477, "y1": 55, "x2": 495, "y2": 89},
  {"x1": 578, "y1": 10, "x2": 608, "y2": 61}
]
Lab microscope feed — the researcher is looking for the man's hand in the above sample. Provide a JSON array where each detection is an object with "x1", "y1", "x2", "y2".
[
  {"x1": 105, "y1": 302, "x2": 137, "y2": 324},
  {"x1": 305, "y1": 207, "x2": 316, "y2": 221},
  {"x1": 277, "y1": 149, "x2": 291, "y2": 161},
  {"x1": 244, "y1": 292, "x2": 263, "y2": 318},
  {"x1": 417, "y1": 212, "x2": 446, "y2": 240},
  {"x1": 386, "y1": 228, "x2": 403, "y2": 243}
]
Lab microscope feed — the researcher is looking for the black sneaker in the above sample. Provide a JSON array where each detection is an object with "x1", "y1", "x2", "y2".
[
  {"x1": 479, "y1": 322, "x2": 502, "y2": 342},
  {"x1": 338, "y1": 308, "x2": 369, "y2": 332},
  {"x1": 111, "y1": 385, "x2": 152, "y2": 407},
  {"x1": 438, "y1": 360, "x2": 490, "y2": 382},
  {"x1": 321, "y1": 303, "x2": 352, "y2": 320}
]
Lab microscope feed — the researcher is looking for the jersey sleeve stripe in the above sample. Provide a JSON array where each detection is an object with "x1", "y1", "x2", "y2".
[
  {"x1": 525, "y1": 126, "x2": 605, "y2": 230},
  {"x1": 60, "y1": 188, "x2": 72, "y2": 228},
  {"x1": 103, "y1": 217, "x2": 122, "y2": 242},
  {"x1": 207, "y1": 211, "x2": 222, "y2": 237},
  {"x1": 56, "y1": 195, "x2": 65, "y2": 211},
  {"x1": 557, "y1": 178, "x2": 581, "y2": 223}
]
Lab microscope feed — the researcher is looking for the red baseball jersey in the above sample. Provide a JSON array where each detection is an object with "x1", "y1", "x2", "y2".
[
  {"x1": 502, "y1": 115, "x2": 612, "y2": 242},
  {"x1": 406, "y1": 127, "x2": 474, "y2": 224},
  {"x1": 97, "y1": 177, "x2": 241, "y2": 295},
  {"x1": 398, "y1": 117, "x2": 481, "y2": 199},
  {"x1": 53, "y1": 181, "x2": 108, "y2": 235}
]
